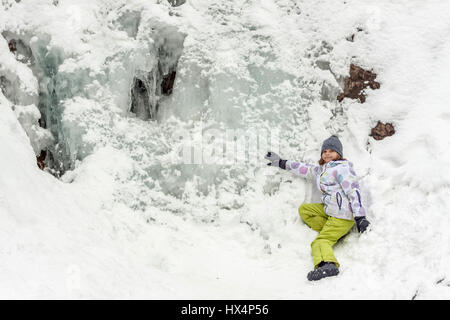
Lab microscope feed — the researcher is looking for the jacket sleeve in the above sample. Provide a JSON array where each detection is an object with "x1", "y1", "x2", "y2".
[
  {"x1": 285, "y1": 160, "x2": 320, "y2": 180},
  {"x1": 336, "y1": 164, "x2": 366, "y2": 217}
]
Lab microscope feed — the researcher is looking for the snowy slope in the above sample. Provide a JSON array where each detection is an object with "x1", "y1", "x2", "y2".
[{"x1": 0, "y1": 0, "x2": 450, "y2": 299}]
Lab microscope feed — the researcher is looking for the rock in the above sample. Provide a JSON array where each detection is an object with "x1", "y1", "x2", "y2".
[
  {"x1": 2, "y1": 33, "x2": 34, "y2": 64},
  {"x1": 370, "y1": 121, "x2": 395, "y2": 140},
  {"x1": 37, "y1": 150, "x2": 46, "y2": 170},
  {"x1": 130, "y1": 76, "x2": 154, "y2": 120},
  {"x1": 161, "y1": 71, "x2": 176, "y2": 95},
  {"x1": 8, "y1": 39, "x2": 16, "y2": 52},
  {"x1": 337, "y1": 64, "x2": 380, "y2": 103}
]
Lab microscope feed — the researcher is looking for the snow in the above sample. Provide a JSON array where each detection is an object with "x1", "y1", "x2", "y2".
[{"x1": 1, "y1": 0, "x2": 450, "y2": 299}]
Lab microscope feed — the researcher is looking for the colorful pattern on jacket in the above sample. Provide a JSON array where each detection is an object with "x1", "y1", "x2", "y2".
[{"x1": 286, "y1": 159, "x2": 366, "y2": 221}]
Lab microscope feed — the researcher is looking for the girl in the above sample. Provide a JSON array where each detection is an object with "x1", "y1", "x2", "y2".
[{"x1": 265, "y1": 135, "x2": 370, "y2": 281}]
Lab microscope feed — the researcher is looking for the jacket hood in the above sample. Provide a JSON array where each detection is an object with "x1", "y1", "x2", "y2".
[{"x1": 326, "y1": 159, "x2": 353, "y2": 168}]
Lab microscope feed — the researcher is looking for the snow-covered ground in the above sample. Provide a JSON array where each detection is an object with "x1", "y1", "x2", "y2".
[{"x1": 1, "y1": 0, "x2": 449, "y2": 299}]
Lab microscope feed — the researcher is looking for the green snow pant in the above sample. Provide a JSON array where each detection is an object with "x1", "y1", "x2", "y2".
[{"x1": 298, "y1": 203, "x2": 354, "y2": 269}]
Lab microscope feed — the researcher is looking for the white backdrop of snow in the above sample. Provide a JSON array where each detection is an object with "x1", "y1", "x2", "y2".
[{"x1": 0, "y1": 0, "x2": 449, "y2": 298}]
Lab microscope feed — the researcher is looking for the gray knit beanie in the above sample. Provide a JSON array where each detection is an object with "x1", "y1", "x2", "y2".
[{"x1": 321, "y1": 135, "x2": 343, "y2": 157}]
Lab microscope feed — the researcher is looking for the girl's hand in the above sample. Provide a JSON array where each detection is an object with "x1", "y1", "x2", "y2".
[
  {"x1": 355, "y1": 216, "x2": 370, "y2": 233},
  {"x1": 265, "y1": 151, "x2": 280, "y2": 166},
  {"x1": 265, "y1": 152, "x2": 288, "y2": 169}
]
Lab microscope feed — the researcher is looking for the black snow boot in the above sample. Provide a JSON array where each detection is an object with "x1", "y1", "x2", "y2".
[{"x1": 307, "y1": 262, "x2": 339, "y2": 281}]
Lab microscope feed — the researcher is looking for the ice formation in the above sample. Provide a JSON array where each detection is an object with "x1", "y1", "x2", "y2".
[{"x1": 0, "y1": 0, "x2": 449, "y2": 299}]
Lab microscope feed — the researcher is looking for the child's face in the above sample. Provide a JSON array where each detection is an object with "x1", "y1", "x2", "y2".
[{"x1": 322, "y1": 149, "x2": 340, "y2": 163}]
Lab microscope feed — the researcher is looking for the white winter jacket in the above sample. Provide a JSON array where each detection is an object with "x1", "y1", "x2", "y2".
[{"x1": 286, "y1": 159, "x2": 366, "y2": 221}]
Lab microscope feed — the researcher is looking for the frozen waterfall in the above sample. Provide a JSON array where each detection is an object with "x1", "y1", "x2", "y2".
[{"x1": 1, "y1": 0, "x2": 450, "y2": 299}]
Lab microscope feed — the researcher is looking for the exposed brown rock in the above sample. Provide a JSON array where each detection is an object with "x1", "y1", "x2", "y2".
[
  {"x1": 8, "y1": 39, "x2": 16, "y2": 52},
  {"x1": 337, "y1": 64, "x2": 380, "y2": 103},
  {"x1": 37, "y1": 150, "x2": 46, "y2": 170},
  {"x1": 370, "y1": 121, "x2": 395, "y2": 140}
]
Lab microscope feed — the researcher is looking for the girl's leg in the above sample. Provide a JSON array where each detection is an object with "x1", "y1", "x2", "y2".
[
  {"x1": 298, "y1": 203, "x2": 328, "y2": 232},
  {"x1": 310, "y1": 217, "x2": 355, "y2": 268}
]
